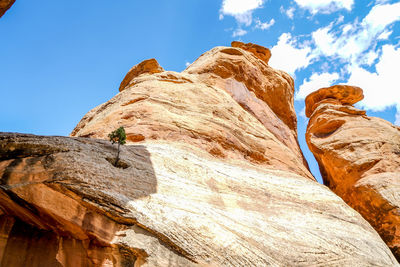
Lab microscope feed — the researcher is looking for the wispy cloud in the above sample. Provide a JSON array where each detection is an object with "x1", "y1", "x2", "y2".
[
  {"x1": 232, "y1": 28, "x2": 247, "y2": 37},
  {"x1": 299, "y1": 2, "x2": 400, "y2": 121},
  {"x1": 294, "y1": 0, "x2": 354, "y2": 14},
  {"x1": 348, "y1": 45, "x2": 400, "y2": 112},
  {"x1": 255, "y1": 18, "x2": 275, "y2": 30},
  {"x1": 269, "y1": 33, "x2": 314, "y2": 75},
  {"x1": 220, "y1": 0, "x2": 264, "y2": 26},
  {"x1": 280, "y1": 6, "x2": 295, "y2": 19},
  {"x1": 219, "y1": 0, "x2": 400, "y2": 124},
  {"x1": 311, "y1": 2, "x2": 400, "y2": 65}
]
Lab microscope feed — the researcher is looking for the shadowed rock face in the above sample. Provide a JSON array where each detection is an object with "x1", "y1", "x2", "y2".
[
  {"x1": 0, "y1": 133, "x2": 398, "y2": 266},
  {"x1": 0, "y1": 0, "x2": 15, "y2": 17},
  {"x1": 306, "y1": 85, "x2": 400, "y2": 261}
]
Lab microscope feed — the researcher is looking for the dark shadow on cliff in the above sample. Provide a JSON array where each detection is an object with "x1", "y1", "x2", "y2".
[{"x1": 0, "y1": 132, "x2": 158, "y2": 266}]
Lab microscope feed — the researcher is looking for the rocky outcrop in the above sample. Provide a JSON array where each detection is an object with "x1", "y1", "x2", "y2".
[
  {"x1": 231, "y1": 41, "x2": 271, "y2": 64},
  {"x1": 119, "y1": 59, "x2": 164, "y2": 91},
  {"x1": 72, "y1": 42, "x2": 309, "y2": 178},
  {"x1": 0, "y1": 0, "x2": 15, "y2": 17},
  {"x1": 1, "y1": 43, "x2": 399, "y2": 266},
  {"x1": 306, "y1": 85, "x2": 400, "y2": 261},
  {"x1": 0, "y1": 133, "x2": 398, "y2": 266}
]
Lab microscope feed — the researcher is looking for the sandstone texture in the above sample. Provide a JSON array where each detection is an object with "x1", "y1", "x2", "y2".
[
  {"x1": 0, "y1": 133, "x2": 398, "y2": 266},
  {"x1": 0, "y1": 0, "x2": 15, "y2": 17},
  {"x1": 72, "y1": 41, "x2": 310, "y2": 179},
  {"x1": 306, "y1": 85, "x2": 400, "y2": 261},
  {"x1": 1, "y1": 43, "x2": 399, "y2": 266}
]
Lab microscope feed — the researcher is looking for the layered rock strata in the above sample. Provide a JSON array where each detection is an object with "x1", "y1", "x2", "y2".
[
  {"x1": 306, "y1": 84, "x2": 400, "y2": 261},
  {"x1": 72, "y1": 41, "x2": 310, "y2": 179},
  {"x1": 0, "y1": 43, "x2": 399, "y2": 266},
  {"x1": 0, "y1": 133, "x2": 398, "y2": 266}
]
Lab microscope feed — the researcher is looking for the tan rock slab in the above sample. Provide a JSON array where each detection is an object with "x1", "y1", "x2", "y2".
[{"x1": 0, "y1": 133, "x2": 398, "y2": 266}]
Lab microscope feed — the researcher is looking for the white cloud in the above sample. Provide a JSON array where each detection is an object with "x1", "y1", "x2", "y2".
[
  {"x1": 220, "y1": 0, "x2": 264, "y2": 26},
  {"x1": 347, "y1": 45, "x2": 400, "y2": 112},
  {"x1": 395, "y1": 108, "x2": 400, "y2": 126},
  {"x1": 361, "y1": 50, "x2": 379, "y2": 66},
  {"x1": 296, "y1": 72, "x2": 339, "y2": 100},
  {"x1": 232, "y1": 28, "x2": 247, "y2": 37},
  {"x1": 342, "y1": 24, "x2": 352, "y2": 34},
  {"x1": 269, "y1": 33, "x2": 314, "y2": 75},
  {"x1": 185, "y1": 61, "x2": 191, "y2": 67},
  {"x1": 363, "y1": 2, "x2": 400, "y2": 30},
  {"x1": 255, "y1": 18, "x2": 275, "y2": 30},
  {"x1": 311, "y1": 2, "x2": 400, "y2": 65},
  {"x1": 280, "y1": 6, "x2": 295, "y2": 19},
  {"x1": 294, "y1": 0, "x2": 354, "y2": 14},
  {"x1": 377, "y1": 30, "x2": 393, "y2": 40},
  {"x1": 286, "y1": 7, "x2": 295, "y2": 19},
  {"x1": 306, "y1": 2, "x2": 400, "y2": 124}
]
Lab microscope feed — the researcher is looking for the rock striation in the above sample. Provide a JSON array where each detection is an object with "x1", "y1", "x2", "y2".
[
  {"x1": 72, "y1": 41, "x2": 310, "y2": 179},
  {"x1": 0, "y1": 43, "x2": 399, "y2": 266},
  {"x1": 0, "y1": 133, "x2": 398, "y2": 266},
  {"x1": 0, "y1": 0, "x2": 15, "y2": 17},
  {"x1": 306, "y1": 85, "x2": 400, "y2": 261}
]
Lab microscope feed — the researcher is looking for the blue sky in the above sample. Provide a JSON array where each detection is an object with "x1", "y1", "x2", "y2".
[{"x1": 1, "y1": 0, "x2": 399, "y2": 183}]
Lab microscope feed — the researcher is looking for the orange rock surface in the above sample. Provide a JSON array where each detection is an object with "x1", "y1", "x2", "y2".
[
  {"x1": 1, "y1": 43, "x2": 399, "y2": 266},
  {"x1": 0, "y1": 133, "x2": 398, "y2": 266},
  {"x1": 0, "y1": 0, "x2": 15, "y2": 17},
  {"x1": 305, "y1": 84, "x2": 364, "y2": 117},
  {"x1": 231, "y1": 41, "x2": 271, "y2": 64},
  {"x1": 72, "y1": 42, "x2": 310, "y2": 179},
  {"x1": 306, "y1": 85, "x2": 400, "y2": 261},
  {"x1": 119, "y1": 58, "x2": 164, "y2": 91}
]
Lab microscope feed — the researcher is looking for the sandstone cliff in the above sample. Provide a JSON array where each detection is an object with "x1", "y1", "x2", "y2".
[
  {"x1": 306, "y1": 85, "x2": 400, "y2": 261},
  {"x1": 0, "y1": 0, "x2": 15, "y2": 17},
  {"x1": 1, "y1": 133, "x2": 398, "y2": 266},
  {"x1": 0, "y1": 43, "x2": 398, "y2": 266},
  {"x1": 71, "y1": 42, "x2": 310, "y2": 179}
]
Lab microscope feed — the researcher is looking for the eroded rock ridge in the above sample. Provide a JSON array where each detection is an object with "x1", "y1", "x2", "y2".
[{"x1": 306, "y1": 84, "x2": 400, "y2": 261}]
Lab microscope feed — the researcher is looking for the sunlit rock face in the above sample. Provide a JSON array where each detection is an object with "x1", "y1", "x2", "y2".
[
  {"x1": 0, "y1": 133, "x2": 398, "y2": 266},
  {"x1": 72, "y1": 41, "x2": 311, "y2": 179},
  {"x1": 0, "y1": 0, "x2": 15, "y2": 17},
  {"x1": 0, "y1": 43, "x2": 399, "y2": 266},
  {"x1": 306, "y1": 84, "x2": 400, "y2": 261}
]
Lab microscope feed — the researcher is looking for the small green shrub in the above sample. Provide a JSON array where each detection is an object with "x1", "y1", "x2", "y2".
[{"x1": 108, "y1": 126, "x2": 126, "y2": 167}]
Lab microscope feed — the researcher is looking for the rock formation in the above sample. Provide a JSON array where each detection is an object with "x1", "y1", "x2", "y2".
[
  {"x1": 1, "y1": 133, "x2": 398, "y2": 266},
  {"x1": 0, "y1": 0, "x2": 15, "y2": 17},
  {"x1": 0, "y1": 43, "x2": 399, "y2": 266},
  {"x1": 306, "y1": 84, "x2": 400, "y2": 261},
  {"x1": 72, "y1": 41, "x2": 310, "y2": 179}
]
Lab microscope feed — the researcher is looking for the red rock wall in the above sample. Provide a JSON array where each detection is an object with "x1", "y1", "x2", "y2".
[{"x1": 306, "y1": 85, "x2": 400, "y2": 261}]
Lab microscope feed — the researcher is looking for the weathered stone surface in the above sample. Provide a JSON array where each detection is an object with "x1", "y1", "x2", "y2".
[
  {"x1": 119, "y1": 58, "x2": 164, "y2": 91},
  {"x1": 72, "y1": 43, "x2": 309, "y2": 178},
  {"x1": 0, "y1": 0, "x2": 15, "y2": 17},
  {"x1": 184, "y1": 43, "x2": 297, "y2": 134},
  {"x1": 231, "y1": 41, "x2": 271, "y2": 64},
  {"x1": 305, "y1": 84, "x2": 364, "y2": 118},
  {"x1": 306, "y1": 85, "x2": 400, "y2": 261},
  {"x1": 0, "y1": 133, "x2": 398, "y2": 266}
]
